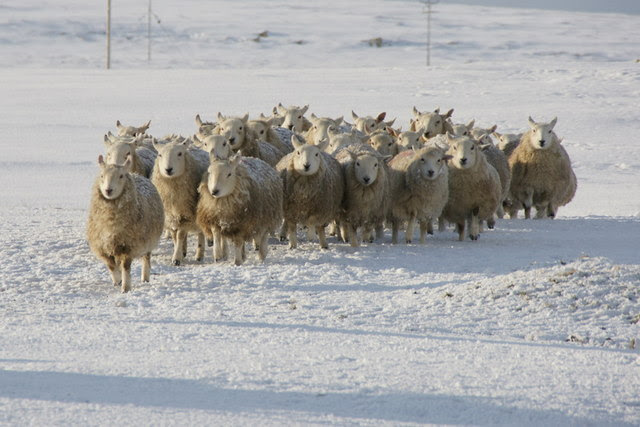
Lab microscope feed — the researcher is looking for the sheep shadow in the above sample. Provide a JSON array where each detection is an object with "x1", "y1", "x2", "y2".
[{"x1": 0, "y1": 369, "x2": 621, "y2": 426}]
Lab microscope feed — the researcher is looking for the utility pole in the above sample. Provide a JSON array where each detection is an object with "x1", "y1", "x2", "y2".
[
  {"x1": 106, "y1": 0, "x2": 111, "y2": 69},
  {"x1": 147, "y1": 0, "x2": 152, "y2": 63},
  {"x1": 421, "y1": 0, "x2": 438, "y2": 66}
]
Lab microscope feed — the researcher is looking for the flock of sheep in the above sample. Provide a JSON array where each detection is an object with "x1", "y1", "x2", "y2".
[{"x1": 87, "y1": 104, "x2": 577, "y2": 292}]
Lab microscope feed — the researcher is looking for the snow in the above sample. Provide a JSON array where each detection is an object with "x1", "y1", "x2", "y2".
[{"x1": 1, "y1": 0, "x2": 639, "y2": 425}]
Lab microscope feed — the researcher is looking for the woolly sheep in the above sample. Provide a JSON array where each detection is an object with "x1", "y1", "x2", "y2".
[
  {"x1": 87, "y1": 155, "x2": 164, "y2": 292},
  {"x1": 304, "y1": 114, "x2": 343, "y2": 145},
  {"x1": 195, "y1": 114, "x2": 217, "y2": 136},
  {"x1": 196, "y1": 155, "x2": 283, "y2": 265},
  {"x1": 276, "y1": 135, "x2": 344, "y2": 249},
  {"x1": 326, "y1": 127, "x2": 366, "y2": 155},
  {"x1": 193, "y1": 134, "x2": 232, "y2": 160},
  {"x1": 351, "y1": 111, "x2": 395, "y2": 134},
  {"x1": 387, "y1": 146, "x2": 451, "y2": 244},
  {"x1": 493, "y1": 131, "x2": 523, "y2": 158},
  {"x1": 391, "y1": 129, "x2": 425, "y2": 152},
  {"x1": 474, "y1": 133, "x2": 512, "y2": 224},
  {"x1": 116, "y1": 119, "x2": 151, "y2": 137},
  {"x1": 449, "y1": 119, "x2": 475, "y2": 137},
  {"x1": 246, "y1": 118, "x2": 292, "y2": 153},
  {"x1": 276, "y1": 103, "x2": 312, "y2": 132},
  {"x1": 442, "y1": 134, "x2": 502, "y2": 241},
  {"x1": 215, "y1": 113, "x2": 249, "y2": 152},
  {"x1": 261, "y1": 110, "x2": 285, "y2": 127},
  {"x1": 508, "y1": 117, "x2": 577, "y2": 219},
  {"x1": 411, "y1": 107, "x2": 454, "y2": 139},
  {"x1": 470, "y1": 125, "x2": 498, "y2": 142},
  {"x1": 368, "y1": 129, "x2": 398, "y2": 157},
  {"x1": 151, "y1": 139, "x2": 209, "y2": 265},
  {"x1": 334, "y1": 143, "x2": 390, "y2": 247},
  {"x1": 104, "y1": 133, "x2": 157, "y2": 178}
]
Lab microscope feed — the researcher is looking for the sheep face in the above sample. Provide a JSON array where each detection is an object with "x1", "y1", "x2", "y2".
[
  {"x1": 416, "y1": 148, "x2": 450, "y2": 180},
  {"x1": 368, "y1": 132, "x2": 396, "y2": 156},
  {"x1": 277, "y1": 103, "x2": 309, "y2": 132},
  {"x1": 155, "y1": 141, "x2": 189, "y2": 178},
  {"x1": 446, "y1": 135, "x2": 478, "y2": 170},
  {"x1": 198, "y1": 135, "x2": 231, "y2": 160},
  {"x1": 450, "y1": 119, "x2": 475, "y2": 137},
  {"x1": 291, "y1": 136, "x2": 324, "y2": 176},
  {"x1": 412, "y1": 107, "x2": 453, "y2": 139},
  {"x1": 206, "y1": 157, "x2": 239, "y2": 198},
  {"x1": 216, "y1": 114, "x2": 248, "y2": 150},
  {"x1": 98, "y1": 155, "x2": 131, "y2": 200},
  {"x1": 105, "y1": 140, "x2": 136, "y2": 166},
  {"x1": 116, "y1": 120, "x2": 150, "y2": 137},
  {"x1": 353, "y1": 154, "x2": 380, "y2": 187},
  {"x1": 246, "y1": 120, "x2": 271, "y2": 142},
  {"x1": 327, "y1": 130, "x2": 356, "y2": 154},
  {"x1": 527, "y1": 116, "x2": 558, "y2": 150},
  {"x1": 352, "y1": 111, "x2": 386, "y2": 134},
  {"x1": 397, "y1": 131, "x2": 423, "y2": 152},
  {"x1": 309, "y1": 115, "x2": 340, "y2": 145}
]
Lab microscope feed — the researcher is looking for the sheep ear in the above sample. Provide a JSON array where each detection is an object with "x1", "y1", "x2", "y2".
[
  {"x1": 387, "y1": 127, "x2": 398, "y2": 138},
  {"x1": 528, "y1": 116, "x2": 537, "y2": 128},
  {"x1": 217, "y1": 112, "x2": 225, "y2": 121},
  {"x1": 376, "y1": 112, "x2": 386, "y2": 123},
  {"x1": 479, "y1": 143, "x2": 491, "y2": 151},
  {"x1": 443, "y1": 108, "x2": 454, "y2": 118},
  {"x1": 195, "y1": 114, "x2": 203, "y2": 127},
  {"x1": 134, "y1": 133, "x2": 145, "y2": 146},
  {"x1": 310, "y1": 113, "x2": 318, "y2": 122},
  {"x1": 488, "y1": 124, "x2": 498, "y2": 133},
  {"x1": 385, "y1": 118, "x2": 396, "y2": 127},
  {"x1": 409, "y1": 120, "x2": 416, "y2": 132},
  {"x1": 317, "y1": 138, "x2": 329, "y2": 152},
  {"x1": 276, "y1": 103, "x2": 285, "y2": 115},
  {"x1": 434, "y1": 107, "x2": 440, "y2": 114},
  {"x1": 98, "y1": 154, "x2": 106, "y2": 168},
  {"x1": 335, "y1": 116, "x2": 343, "y2": 125},
  {"x1": 467, "y1": 119, "x2": 475, "y2": 129},
  {"x1": 301, "y1": 105, "x2": 309, "y2": 115},
  {"x1": 445, "y1": 131, "x2": 455, "y2": 143},
  {"x1": 291, "y1": 134, "x2": 305, "y2": 149},
  {"x1": 442, "y1": 154, "x2": 454, "y2": 162},
  {"x1": 351, "y1": 110, "x2": 359, "y2": 120},
  {"x1": 103, "y1": 134, "x2": 111, "y2": 146},
  {"x1": 192, "y1": 134, "x2": 202, "y2": 146},
  {"x1": 116, "y1": 120, "x2": 123, "y2": 129},
  {"x1": 549, "y1": 117, "x2": 557, "y2": 130},
  {"x1": 412, "y1": 106, "x2": 420, "y2": 117},
  {"x1": 229, "y1": 153, "x2": 241, "y2": 168},
  {"x1": 241, "y1": 113, "x2": 249, "y2": 123}
]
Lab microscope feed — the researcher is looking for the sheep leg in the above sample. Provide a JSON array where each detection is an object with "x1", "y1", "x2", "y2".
[
  {"x1": 534, "y1": 205, "x2": 546, "y2": 219},
  {"x1": 104, "y1": 255, "x2": 121, "y2": 287},
  {"x1": 212, "y1": 228, "x2": 226, "y2": 262},
  {"x1": 405, "y1": 216, "x2": 415, "y2": 244},
  {"x1": 391, "y1": 219, "x2": 399, "y2": 244},
  {"x1": 523, "y1": 189, "x2": 534, "y2": 219},
  {"x1": 258, "y1": 232, "x2": 269, "y2": 262},
  {"x1": 547, "y1": 204, "x2": 557, "y2": 219},
  {"x1": 141, "y1": 252, "x2": 151, "y2": 282},
  {"x1": 348, "y1": 223, "x2": 359, "y2": 248},
  {"x1": 487, "y1": 215, "x2": 495, "y2": 230},
  {"x1": 496, "y1": 203, "x2": 505, "y2": 219},
  {"x1": 456, "y1": 222, "x2": 465, "y2": 241},
  {"x1": 438, "y1": 216, "x2": 446, "y2": 232},
  {"x1": 195, "y1": 232, "x2": 205, "y2": 262},
  {"x1": 279, "y1": 220, "x2": 288, "y2": 242},
  {"x1": 181, "y1": 233, "x2": 188, "y2": 258},
  {"x1": 419, "y1": 220, "x2": 428, "y2": 244},
  {"x1": 317, "y1": 225, "x2": 328, "y2": 249},
  {"x1": 426, "y1": 220, "x2": 434, "y2": 235},
  {"x1": 120, "y1": 257, "x2": 132, "y2": 293},
  {"x1": 339, "y1": 222, "x2": 349, "y2": 243},
  {"x1": 375, "y1": 223, "x2": 384, "y2": 241},
  {"x1": 306, "y1": 226, "x2": 317, "y2": 242},
  {"x1": 364, "y1": 225, "x2": 375, "y2": 243},
  {"x1": 288, "y1": 222, "x2": 298, "y2": 249},
  {"x1": 172, "y1": 229, "x2": 187, "y2": 265},
  {"x1": 233, "y1": 237, "x2": 245, "y2": 266},
  {"x1": 469, "y1": 208, "x2": 480, "y2": 241}
]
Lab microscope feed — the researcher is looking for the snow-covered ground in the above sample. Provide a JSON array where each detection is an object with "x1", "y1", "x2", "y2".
[{"x1": 1, "y1": 1, "x2": 639, "y2": 425}]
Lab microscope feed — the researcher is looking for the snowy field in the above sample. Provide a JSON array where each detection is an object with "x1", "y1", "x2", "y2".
[{"x1": 1, "y1": 1, "x2": 639, "y2": 425}]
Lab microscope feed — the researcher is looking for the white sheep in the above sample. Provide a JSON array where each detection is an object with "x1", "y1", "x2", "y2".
[
  {"x1": 195, "y1": 114, "x2": 217, "y2": 136},
  {"x1": 493, "y1": 131, "x2": 523, "y2": 158},
  {"x1": 151, "y1": 139, "x2": 209, "y2": 265},
  {"x1": 87, "y1": 155, "x2": 164, "y2": 292},
  {"x1": 387, "y1": 146, "x2": 451, "y2": 244},
  {"x1": 368, "y1": 129, "x2": 399, "y2": 157},
  {"x1": 449, "y1": 119, "x2": 475, "y2": 137},
  {"x1": 276, "y1": 103, "x2": 312, "y2": 132},
  {"x1": 104, "y1": 133, "x2": 157, "y2": 178},
  {"x1": 276, "y1": 135, "x2": 345, "y2": 249},
  {"x1": 351, "y1": 111, "x2": 395, "y2": 134},
  {"x1": 391, "y1": 128, "x2": 425, "y2": 152},
  {"x1": 115, "y1": 119, "x2": 151, "y2": 137},
  {"x1": 326, "y1": 127, "x2": 366, "y2": 155},
  {"x1": 215, "y1": 113, "x2": 249, "y2": 152},
  {"x1": 193, "y1": 134, "x2": 232, "y2": 160},
  {"x1": 411, "y1": 107, "x2": 454, "y2": 139},
  {"x1": 508, "y1": 117, "x2": 577, "y2": 219},
  {"x1": 442, "y1": 134, "x2": 502, "y2": 241},
  {"x1": 261, "y1": 110, "x2": 285, "y2": 127},
  {"x1": 334, "y1": 143, "x2": 390, "y2": 247},
  {"x1": 247, "y1": 118, "x2": 293, "y2": 153},
  {"x1": 196, "y1": 155, "x2": 283, "y2": 265},
  {"x1": 304, "y1": 114, "x2": 343, "y2": 145},
  {"x1": 475, "y1": 133, "x2": 511, "y2": 224}
]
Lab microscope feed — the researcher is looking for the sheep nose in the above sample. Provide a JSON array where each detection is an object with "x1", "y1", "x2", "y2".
[
  {"x1": 228, "y1": 137, "x2": 236, "y2": 144},
  {"x1": 212, "y1": 189, "x2": 219, "y2": 196},
  {"x1": 303, "y1": 163, "x2": 311, "y2": 171},
  {"x1": 165, "y1": 167, "x2": 173, "y2": 175},
  {"x1": 539, "y1": 139, "x2": 546, "y2": 147},
  {"x1": 427, "y1": 170, "x2": 435, "y2": 177},
  {"x1": 105, "y1": 188, "x2": 113, "y2": 196},
  {"x1": 363, "y1": 176, "x2": 370, "y2": 184},
  {"x1": 460, "y1": 158, "x2": 467, "y2": 165}
]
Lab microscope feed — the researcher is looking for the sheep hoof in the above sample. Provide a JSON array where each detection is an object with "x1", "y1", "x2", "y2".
[
  {"x1": 470, "y1": 234, "x2": 479, "y2": 241},
  {"x1": 406, "y1": 239, "x2": 412, "y2": 244},
  {"x1": 280, "y1": 236, "x2": 287, "y2": 242},
  {"x1": 172, "y1": 259, "x2": 181, "y2": 266}
]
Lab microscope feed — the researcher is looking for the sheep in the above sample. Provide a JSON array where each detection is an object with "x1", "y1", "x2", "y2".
[
  {"x1": 235, "y1": 130, "x2": 285, "y2": 167},
  {"x1": 368, "y1": 129, "x2": 399, "y2": 157},
  {"x1": 276, "y1": 135, "x2": 344, "y2": 249},
  {"x1": 351, "y1": 111, "x2": 396, "y2": 134},
  {"x1": 304, "y1": 114, "x2": 343, "y2": 145},
  {"x1": 470, "y1": 125, "x2": 498, "y2": 142},
  {"x1": 87, "y1": 155, "x2": 164, "y2": 293},
  {"x1": 103, "y1": 133, "x2": 157, "y2": 178},
  {"x1": 508, "y1": 117, "x2": 577, "y2": 219},
  {"x1": 475, "y1": 133, "x2": 511, "y2": 225},
  {"x1": 493, "y1": 131, "x2": 523, "y2": 158},
  {"x1": 390, "y1": 128, "x2": 425, "y2": 152},
  {"x1": 449, "y1": 119, "x2": 475, "y2": 137},
  {"x1": 387, "y1": 146, "x2": 452, "y2": 244},
  {"x1": 215, "y1": 113, "x2": 249, "y2": 152},
  {"x1": 246, "y1": 118, "x2": 292, "y2": 154},
  {"x1": 151, "y1": 139, "x2": 209, "y2": 265},
  {"x1": 334, "y1": 143, "x2": 390, "y2": 247},
  {"x1": 276, "y1": 103, "x2": 312, "y2": 132},
  {"x1": 196, "y1": 154, "x2": 283, "y2": 266},
  {"x1": 411, "y1": 107, "x2": 454, "y2": 139},
  {"x1": 195, "y1": 114, "x2": 217, "y2": 136},
  {"x1": 326, "y1": 127, "x2": 366, "y2": 155},
  {"x1": 115, "y1": 119, "x2": 151, "y2": 137},
  {"x1": 261, "y1": 110, "x2": 285, "y2": 127},
  {"x1": 192, "y1": 134, "x2": 232, "y2": 160},
  {"x1": 442, "y1": 134, "x2": 502, "y2": 241}
]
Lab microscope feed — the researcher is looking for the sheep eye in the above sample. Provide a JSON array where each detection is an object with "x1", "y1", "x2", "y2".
[
  {"x1": 297, "y1": 115, "x2": 302, "y2": 119},
  {"x1": 388, "y1": 143, "x2": 393, "y2": 147},
  {"x1": 227, "y1": 173, "x2": 232, "y2": 177},
  {"x1": 548, "y1": 130, "x2": 552, "y2": 134},
  {"x1": 296, "y1": 151, "x2": 301, "y2": 155},
  {"x1": 178, "y1": 152, "x2": 183, "y2": 156},
  {"x1": 126, "y1": 152, "x2": 131, "y2": 157},
  {"x1": 239, "y1": 127, "x2": 243, "y2": 130},
  {"x1": 356, "y1": 162, "x2": 360, "y2": 166},
  {"x1": 437, "y1": 159, "x2": 441, "y2": 163},
  {"x1": 421, "y1": 158, "x2": 425, "y2": 162},
  {"x1": 223, "y1": 142, "x2": 227, "y2": 147},
  {"x1": 471, "y1": 146, "x2": 475, "y2": 150},
  {"x1": 315, "y1": 153, "x2": 319, "y2": 157},
  {"x1": 436, "y1": 120, "x2": 440, "y2": 124},
  {"x1": 119, "y1": 174, "x2": 124, "y2": 179},
  {"x1": 158, "y1": 154, "x2": 162, "y2": 157},
  {"x1": 374, "y1": 163, "x2": 378, "y2": 168},
  {"x1": 260, "y1": 130, "x2": 264, "y2": 134}
]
